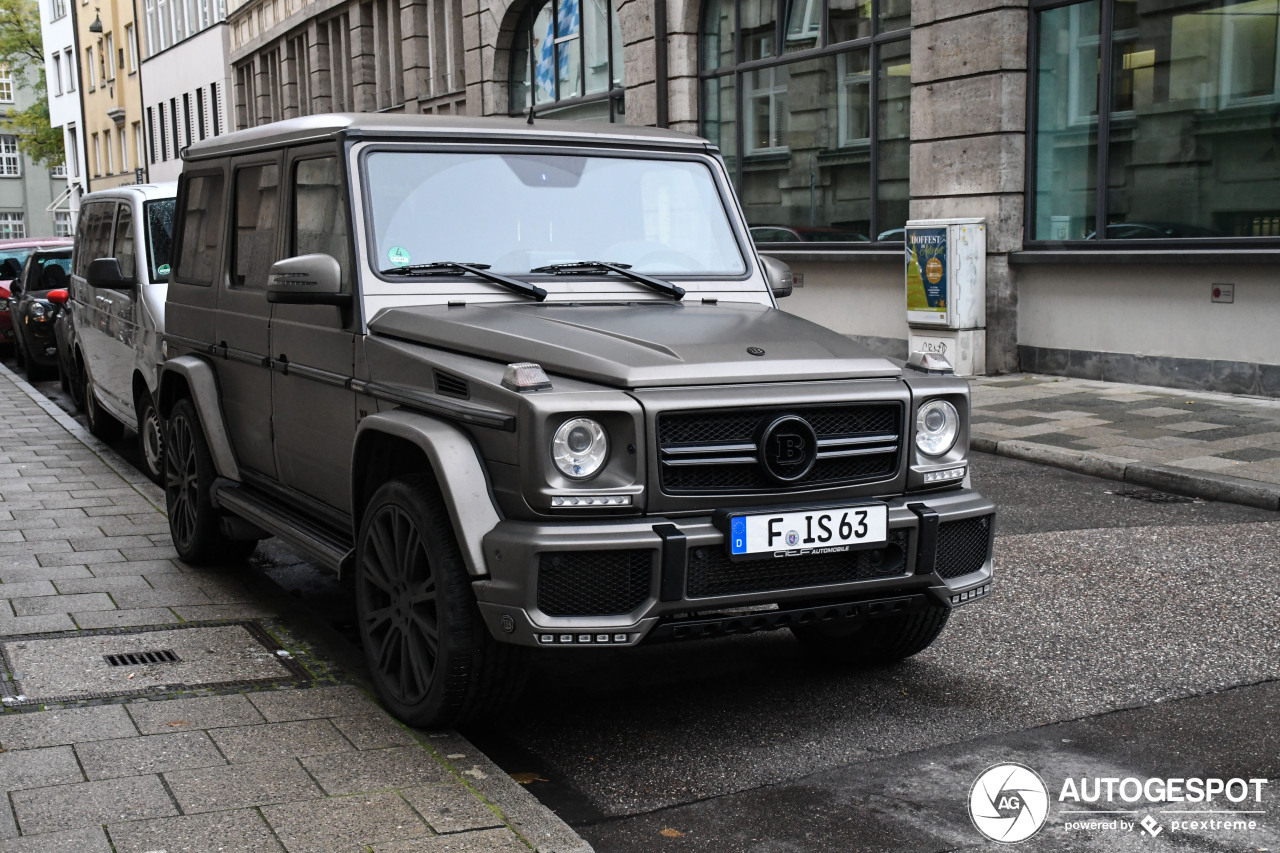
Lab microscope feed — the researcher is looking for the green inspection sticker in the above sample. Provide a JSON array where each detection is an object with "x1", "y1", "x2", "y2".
[
  {"x1": 157, "y1": 264, "x2": 171, "y2": 276},
  {"x1": 387, "y1": 247, "x2": 411, "y2": 267}
]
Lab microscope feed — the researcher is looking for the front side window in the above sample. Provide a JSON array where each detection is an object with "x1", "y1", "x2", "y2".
[
  {"x1": 1031, "y1": 0, "x2": 1280, "y2": 242},
  {"x1": 509, "y1": 0, "x2": 624, "y2": 121},
  {"x1": 701, "y1": 0, "x2": 911, "y2": 244},
  {"x1": 363, "y1": 150, "x2": 746, "y2": 277},
  {"x1": 114, "y1": 204, "x2": 135, "y2": 279},
  {"x1": 293, "y1": 157, "x2": 350, "y2": 287}
]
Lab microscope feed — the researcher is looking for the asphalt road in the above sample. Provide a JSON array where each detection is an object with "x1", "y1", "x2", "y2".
[{"x1": 19, "y1": 361, "x2": 1280, "y2": 852}]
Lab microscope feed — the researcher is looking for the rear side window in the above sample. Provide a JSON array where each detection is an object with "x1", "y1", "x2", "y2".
[
  {"x1": 293, "y1": 157, "x2": 350, "y2": 289},
  {"x1": 175, "y1": 171, "x2": 225, "y2": 285},
  {"x1": 145, "y1": 199, "x2": 175, "y2": 281},
  {"x1": 233, "y1": 163, "x2": 280, "y2": 289}
]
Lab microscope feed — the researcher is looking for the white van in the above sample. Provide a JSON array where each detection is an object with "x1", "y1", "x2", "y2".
[{"x1": 70, "y1": 183, "x2": 177, "y2": 483}]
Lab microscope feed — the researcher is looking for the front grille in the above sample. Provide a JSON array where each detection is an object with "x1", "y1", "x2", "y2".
[
  {"x1": 686, "y1": 528, "x2": 910, "y2": 597},
  {"x1": 537, "y1": 550, "x2": 652, "y2": 616},
  {"x1": 658, "y1": 403, "x2": 903, "y2": 495},
  {"x1": 935, "y1": 515, "x2": 993, "y2": 579}
]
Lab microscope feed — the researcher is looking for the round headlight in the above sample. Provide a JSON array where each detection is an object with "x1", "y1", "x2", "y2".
[
  {"x1": 28, "y1": 302, "x2": 47, "y2": 319},
  {"x1": 915, "y1": 399, "x2": 959, "y2": 457},
  {"x1": 552, "y1": 418, "x2": 608, "y2": 480}
]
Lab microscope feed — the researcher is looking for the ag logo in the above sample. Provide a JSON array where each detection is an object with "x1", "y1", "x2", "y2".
[{"x1": 969, "y1": 763, "x2": 1049, "y2": 843}]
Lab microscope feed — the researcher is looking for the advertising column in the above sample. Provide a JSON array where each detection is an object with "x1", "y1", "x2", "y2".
[{"x1": 905, "y1": 218, "x2": 986, "y2": 375}]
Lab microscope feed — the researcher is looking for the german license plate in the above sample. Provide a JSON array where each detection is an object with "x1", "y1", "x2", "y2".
[{"x1": 727, "y1": 505, "x2": 887, "y2": 559}]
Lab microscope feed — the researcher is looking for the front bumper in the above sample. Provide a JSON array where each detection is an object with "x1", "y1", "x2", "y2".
[{"x1": 474, "y1": 489, "x2": 995, "y2": 648}]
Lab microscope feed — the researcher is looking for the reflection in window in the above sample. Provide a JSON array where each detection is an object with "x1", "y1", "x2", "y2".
[
  {"x1": 509, "y1": 0, "x2": 624, "y2": 121},
  {"x1": 700, "y1": 0, "x2": 910, "y2": 243},
  {"x1": 1032, "y1": 0, "x2": 1280, "y2": 241}
]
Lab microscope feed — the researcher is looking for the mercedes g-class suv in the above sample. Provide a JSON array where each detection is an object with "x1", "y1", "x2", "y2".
[{"x1": 160, "y1": 114, "x2": 995, "y2": 727}]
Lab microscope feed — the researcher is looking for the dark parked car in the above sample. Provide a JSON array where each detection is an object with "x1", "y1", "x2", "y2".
[
  {"x1": 0, "y1": 238, "x2": 74, "y2": 350},
  {"x1": 10, "y1": 247, "x2": 73, "y2": 381}
]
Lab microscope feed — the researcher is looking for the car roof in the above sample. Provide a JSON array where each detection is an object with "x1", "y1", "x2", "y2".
[
  {"x1": 80, "y1": 182, "x2": 178, "y2": 202},
  {"x1": 184, "y1": 114, "x2": 716, "y2": 162},
  {"x1": 0, "y1": 238, "x2": 74, "y2": 250}
]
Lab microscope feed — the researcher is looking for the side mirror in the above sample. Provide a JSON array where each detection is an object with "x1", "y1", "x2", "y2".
[
  {"x1": 47, "y1": 289, "x2": 68, "y2": 306},
  {"x1": 266, "y1": 254, "x2": 350, "y2": 306},
  {"x1": 87, "y1": 257, "x2": 135, "y2": 289},
  {"x1": 759, "y1": 254, "x2": 793, "y2": 298}
]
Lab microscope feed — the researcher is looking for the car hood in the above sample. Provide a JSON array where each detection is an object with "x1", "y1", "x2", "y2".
[{"x1": 367, "y1": 301, "x2": 902, "y2": 388}]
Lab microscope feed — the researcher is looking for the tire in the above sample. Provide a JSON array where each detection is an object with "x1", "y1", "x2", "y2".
[
  {"x1": 165, "y1": 397, "x2": 257, "y2": 564},
  {"x1": 58, "y1": 361, "x2": 70, "y2": 393},
  {"x1": 135, "y1": 390, "x2": 165, "y2": 485},
  {"x1": 68, "y1": 353, "x2": 86, "y2": 411},
  {"x1": 791, "y1": 605, "x2": 951, "y2": 666},
  {"x1": 84, "y1": 378, "x2": 125, "y2": 442},
  {"x1": 356, "y1": 474, "x2": 526, "y2": 728}
]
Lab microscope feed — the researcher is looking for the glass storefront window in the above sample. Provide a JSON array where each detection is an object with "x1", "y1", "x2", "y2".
[
  {"x1": 509, "y1": 0, "x2": 624, "y2": 120},
  {"x1": 699, "y1": 0, "x2": 911, "y2": 244},
  {"x1": 1032, "y1": 0, "x2": 1280, "y2": 241}
]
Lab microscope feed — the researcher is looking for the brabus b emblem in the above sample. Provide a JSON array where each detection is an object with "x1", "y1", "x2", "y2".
[{"x1": 759, "y1": 415, "x2": 818, "y2": 483}]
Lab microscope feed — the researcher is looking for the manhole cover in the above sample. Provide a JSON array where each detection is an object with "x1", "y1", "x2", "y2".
[
  {"x1": 1106, "y1": 487, "x2": 1197, "y2": 504},
  {"x1": 1, "y1": 622, "x2": 307, "y2": 704}
]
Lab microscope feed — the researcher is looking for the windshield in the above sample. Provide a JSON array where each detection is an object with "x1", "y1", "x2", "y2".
[
  {"x1": 364, "y1": 150, "x2": 746, "y2": 277},
  {"x1": 145, "y1": 199, "x2": 175, "y2": 282}
]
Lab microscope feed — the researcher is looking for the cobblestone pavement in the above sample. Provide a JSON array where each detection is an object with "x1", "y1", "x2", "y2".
[
  {"x1": 971, "y1": 373, "x2": 1280, "y2": 509},
  {"x1": 0, "y1": 365, "x2": 588, "y2": 852}
]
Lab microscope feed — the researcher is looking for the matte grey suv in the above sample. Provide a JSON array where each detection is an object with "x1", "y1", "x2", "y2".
[{"x1": 160, "y1": 114, "x2": 995, "y2": 727}]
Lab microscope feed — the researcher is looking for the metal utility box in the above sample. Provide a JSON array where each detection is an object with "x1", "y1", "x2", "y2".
[{"x1": 905, "y1": 218, "x2": 987, "y2": 375}]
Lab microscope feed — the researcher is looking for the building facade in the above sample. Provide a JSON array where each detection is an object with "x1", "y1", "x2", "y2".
[
  {"x1": 138, "y1": 0, "x2": 233, "y2": 182},
  {"x1": 73, "y1": 0, "x2": 147, "y2": 191},
  {"x1": 41, "y1": 0, "x2": 89, "y2": 227},
  {"x1": 226, "y1": 0, "x2": 1280, "y2": 396},
  {"x1": 0, "y1": 65, "x2": 67, "y2": 238}
]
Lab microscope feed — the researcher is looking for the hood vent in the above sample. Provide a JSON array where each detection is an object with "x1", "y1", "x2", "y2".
[{"x1": 434, "y1": 370, "x2": 471, "y2": 400}]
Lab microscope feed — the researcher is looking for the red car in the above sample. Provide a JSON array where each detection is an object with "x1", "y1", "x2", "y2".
[{"x1": 0, "y1": 238, "x2": 75, "y2": 349}]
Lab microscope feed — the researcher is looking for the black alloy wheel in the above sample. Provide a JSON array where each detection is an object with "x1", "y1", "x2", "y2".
[
  {"x1": 165, "y1": 397, "x2": 255, "y2": 564},
  {"x1": 356, "y1": 475, "x2": 526, "y2": 728}
]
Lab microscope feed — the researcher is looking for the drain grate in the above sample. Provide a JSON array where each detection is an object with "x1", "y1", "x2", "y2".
[
  {"x1": 1107, "y1": 488, "x2": 1197, "y2": 504},
  {"x1": 104, "y1": 649, "x2": 181, "y2": 667}
]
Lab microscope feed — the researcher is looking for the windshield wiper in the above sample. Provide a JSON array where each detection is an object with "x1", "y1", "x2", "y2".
[
  {"x1": 380, "y1": 262, "x2": 546, "y2": 302},
  {"x1": 529, "y1": 261, "x2": 685, "y2": 301}
]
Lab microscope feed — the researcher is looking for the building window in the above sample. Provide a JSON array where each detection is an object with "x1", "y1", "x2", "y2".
[
  {"x1": 134, "y1": 121, "x2": 144, "y2": 170},
  {"x1": 55, "y1": 211, "x2": 72, "y2": 236},
  {"x1": 0, "y1": 135, "x2": 20, "y2": 176},
  {"x1": 53, "y1": 0, "x2": 68, "y2": 19},
  {"x1": 196, "y1": 87, "x2": 207, "y2": 138},
  {"x1": 0, "y1": 65, "x2": 12, "y2": 104},
  {"x1": 159, "y1": 105, "x2": 168, "y2": 160},
  {"x1": 104, "y1": 131, "x2": 113, "y2": 174},
  {"x1": 67, "y1": 126, "x2": 79, "y2": 176},
  {"x1": 119, "y1": 126, "x2": 128, "y2": 173},
  {"x1": 52, "y1": 53, "x2": 63, "y2": 95},
  {"x1": 52, "y1": 162, "x2": 67, "y2": 177},
  {"x1": 92, "y1": 132, "x2": 101, "y2": 175},
  {"x1": 700, "y1": 0, "x2": 912, "y2": 244},
  {"x1": 104, "y1": 33, "x2": 115, "y2": 80},
  {"x1": 1031, "y1": 0, "x2": 1280, "y2": 242},
  {"x1": 509, "y1": 0, "x2": 624, "y2": 121},
  {"x1": 211, "y1": 81, "x2": 221, "y2": 135},
  {"x1": 126, "y1": 23, "x2": 138, "y2": 71},
  {"x1": 0, "y1": 213, "x2": 25, "y2": 238},
  {"x1": 64, "y1": 48, "x2": 75, "y2": 91},
  {"x1": 86, "y1": 46, "x2": 96, "y2": 89}
]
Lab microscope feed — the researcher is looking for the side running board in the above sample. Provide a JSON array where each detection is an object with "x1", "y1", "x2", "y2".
[{"x1": 213, "y1": 481, "x2": 355, "y2": 575}]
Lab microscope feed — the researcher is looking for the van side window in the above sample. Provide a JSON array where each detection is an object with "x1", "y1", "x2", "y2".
[
  {"x1": 233, "y1": 163, "x2": 280, "y2": 289},
  {"x1": 293, "y1": 157, "x2": 350, "y2": 288},
  {"x1": 114, "y1": 204, "x2": 135, "y2": 280},
  {"x1": 74, "y1": 203, "x2": 115, "y2": 277},
  {"x1": 176, "y1": 172, "x2": 225, "y2": 285}
]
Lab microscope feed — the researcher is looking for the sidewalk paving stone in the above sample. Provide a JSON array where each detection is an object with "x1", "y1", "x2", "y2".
[
  {"x1": 209, "y1": 718, "x2": 354, "y2": 763},
  {"x1": 261, "y1": 791, "x2": 434, "y2": 853},
  {"x1": 331, "y1": 712, "x2": 419, "y2": 750},
  {"x1": 164, "y1": 758, "x2": 324, "y2": 813},
  {"x1": 0, "y1": 826, "x2": 113, "y2": 853},
  {"x1": 107, "y1": 809, "x2": 286, "y2": 853},
  {"x1": 126, "y1": 693, "x2": 267, "y2": 733},
  {"x1": 248, "y1": 684, "x2": 382, "y2": 721},
  {"x1": 301, "y1": 745, "x2": 455, "y2": 795},
  {"x1": 10, "y1": 774, "x2": 177, "y2": 834},
  {"x1": 71, "y1": 607, "x2": 180, "y2": 629},
  {"x1": 75, "y1": 731, "x2": 226, "y2": 780},
  {"x1": 0, "y1": 746, "x2": 83, "y2": 791},
  {"x1": 401, "y1": 784, "x2": 506, "y2": 833},
  {"x1": 0, "y1": 705, "x2": 138, "y2": 750}
]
